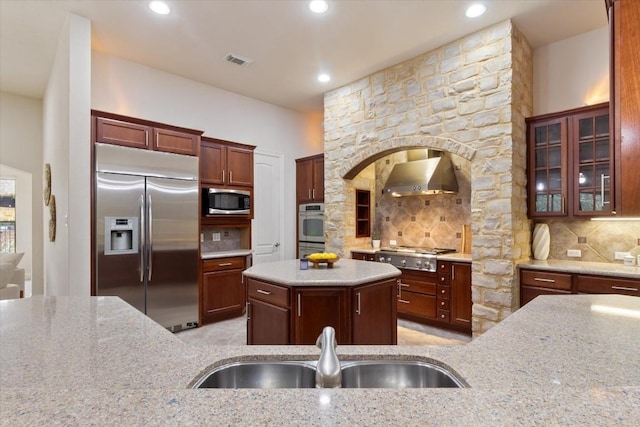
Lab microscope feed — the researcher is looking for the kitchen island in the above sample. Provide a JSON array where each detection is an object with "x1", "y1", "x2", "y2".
[
  {"x1": 243, "y1": 259, "x2": 401, "y2": 345},
  {"x1": 1, "y1": 294, "x2": 639, "y2": 425}
]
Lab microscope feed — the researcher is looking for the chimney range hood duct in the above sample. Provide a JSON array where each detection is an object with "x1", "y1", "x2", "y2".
[{"x1": 383, "y1": 150, "x2": 459, "y2": 197}]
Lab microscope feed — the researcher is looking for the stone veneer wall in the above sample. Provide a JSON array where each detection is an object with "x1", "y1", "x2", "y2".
[{"x1": 324, "y1": 20, "x2": 533, "y2": 335}]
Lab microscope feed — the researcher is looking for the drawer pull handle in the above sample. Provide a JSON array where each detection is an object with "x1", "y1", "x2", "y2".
[
  {"x1": 441, "y1": 301, "x2": 445, "y2": 306},
  {"x1": 441, "y1": 289, "x2": 446, "y2": 294},
  {"x1": 297, "y1": 294, "x2": 301, "y2": 316},
  {"x1": 257, "y1": 289, "x2": 272, "y2": 295},
  {"x1": 611, "y1": 286, "x2": 638, "y2": 292},
  {"x1": 534, "y1": 277, "x2": 555, "y2": 283},
  {"x1": 441, "y1": 314, "x2": 446, "y2": 319},
  {"x1": 356, "y1": 292, "x2": 361, "y2": 315},
  {"x1": 399, "y1": 283, "x2": 410, "y2": 288},
  {"x1": 218, "y1": 262, "x2": 233, "y2": 267},
  {"x1": 398, "y1": 299, "x2": 410, "y2": 304}
]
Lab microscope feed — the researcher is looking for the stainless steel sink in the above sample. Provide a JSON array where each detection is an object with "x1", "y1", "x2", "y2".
[
  {"x1": 193, "y1": 361, "x2": 317, "y2": 389},
  {"x1": 340, "y1": 360, "x2": 464, "y2": 388},
  {"x1": 192, "y1": 359, "x2": 465, "y2": 389}
]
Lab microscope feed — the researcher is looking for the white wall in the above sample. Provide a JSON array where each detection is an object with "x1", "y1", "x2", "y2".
[
  {"x1": 42, "y1": 13, "x2": 91, "y2": 296},
  {"x1": 533, "y1": 26, "x2": 609, "y2": 115},
  {"x1": 0, "y1": 92, "x2": 43, "y2": 293},
  {"x1": 91, "y1": 53, "x2": 322, "y2": 258}
]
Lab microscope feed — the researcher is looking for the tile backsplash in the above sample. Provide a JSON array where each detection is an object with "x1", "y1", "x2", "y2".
[
  {"x1": 374, "y1": 152, "x2": 472, "y2": 251},
  {"x1": 201, "y1": 227, "x2": 244, "y2": 252},
  {"x1": 540, "y1": 219, "x2": 640, "y2": 263}
]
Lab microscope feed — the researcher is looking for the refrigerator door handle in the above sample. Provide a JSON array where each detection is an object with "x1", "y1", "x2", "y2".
[
  {"x1": 139, "y1": 194, "x2": 145, "y2": 283},
  {"x1": 148, "y1": 193, "x2": 153, "y2": 281}
]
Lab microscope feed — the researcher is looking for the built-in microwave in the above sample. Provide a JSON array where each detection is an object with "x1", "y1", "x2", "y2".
[{"x1": 202, "y1": 188, "x2": 251, "y2": 215}]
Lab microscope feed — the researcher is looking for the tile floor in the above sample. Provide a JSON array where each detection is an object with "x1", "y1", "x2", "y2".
[{"x1": 175, "y1": 315, "x2": 471, "y2": 346}]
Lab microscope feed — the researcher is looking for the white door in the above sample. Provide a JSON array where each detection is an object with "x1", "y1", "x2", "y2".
[{"x1": 252, "y1": 152, "x2": 283, "y2": 264}]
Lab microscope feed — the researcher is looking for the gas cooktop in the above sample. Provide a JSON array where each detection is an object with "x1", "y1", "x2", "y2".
[
  {"x1": 379, "y1": 246, "x2": 457, "y2": 255},
  {"x1": 375, "y1": 247, "x2": 457, "y2": 271}
]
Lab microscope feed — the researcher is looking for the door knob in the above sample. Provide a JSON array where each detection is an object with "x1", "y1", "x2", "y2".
[{"x1": 274, "y1": 242, "x2": 280, "y2": 247}]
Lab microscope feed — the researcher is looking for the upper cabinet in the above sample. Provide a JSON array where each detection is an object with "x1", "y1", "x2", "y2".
[
  {"x1": 296, "y1": 154, "x2": 324, "y2": 203},
  {"x1": 93, "y1": 111, "x2": 201, "y2": 157},
  {"x1": 200, "y1": 137, "x2": 255, "y2": 188},
  {"x1": 527, "y1": 103, "x2": 613, "y2": 218},
  {"x1": 609, "y1": 0, "x2": 640, "y2": 216}
]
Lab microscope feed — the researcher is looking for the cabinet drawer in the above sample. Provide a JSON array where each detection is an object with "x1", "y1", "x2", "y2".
[
  {"x1": 437, "y1": 309, "x2": 450, "y2": 322},
  {"x1": 397, "y1": 291, "x2": 436, "y2": 318},
  {"x1": 203, "y1": 257, "x2": 246, "y2": 272},
  {"x1": 520, "y1": 270, "x2": 572, "y2": 291},
  {"x1": 437, "y1": 297, "x2": 450, "y2": 310},
  {"x1": 437, "y1": 285, "x2": 450, "y2": 298},
  {"x1": 247, "y1": 279, "x2": 289, "y2": 307},
  {"x1": 438, "y1": 261, "x2": 451, "y2": 274},
  {"x1": 398, "y1": 278, "x2": 436, "y2": 295},
  {"x1": 576, "y1": 275, "x2": 640, "y2": 296}
]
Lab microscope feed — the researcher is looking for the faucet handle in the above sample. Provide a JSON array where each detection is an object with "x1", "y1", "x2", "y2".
[{"x1": 316, "y1": 326, "x2": 337, "y2": 349}]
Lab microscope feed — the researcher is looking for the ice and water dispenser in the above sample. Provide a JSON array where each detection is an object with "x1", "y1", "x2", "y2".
[{"x1": 104, "y1": 217, "x2": 138, "y2": 255}]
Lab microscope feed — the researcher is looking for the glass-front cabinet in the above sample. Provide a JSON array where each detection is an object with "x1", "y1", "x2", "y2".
[
  {"x1": 573, "y1": 109, "x2": 612, "y2": 216},
  {"x1": 527, "y1": 103, "x2": 613, "y2": 218},
  {"x1": 530, "y1": 118, "x2": 567, "y2": 216}
]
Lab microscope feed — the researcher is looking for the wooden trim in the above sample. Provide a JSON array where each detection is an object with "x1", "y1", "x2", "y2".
[
  {"x1": 91, "y1": 109, "x2": 203, "y2": 136},
  {"x1": 201, "y1": 135, "x2": 256, "y2": 151},
  {"x1": 525, "y1": 102, "x2": 609, "y2": 124}
]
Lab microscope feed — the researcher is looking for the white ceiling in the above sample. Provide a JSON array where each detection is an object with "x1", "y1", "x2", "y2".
[{"x1": 0, "y1": 0, "x2": 607, "y2": 114}]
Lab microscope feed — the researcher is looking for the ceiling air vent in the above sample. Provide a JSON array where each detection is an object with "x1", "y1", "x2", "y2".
[{"x1": 225, "y1": 53, "x2": 253, "y2": 67}]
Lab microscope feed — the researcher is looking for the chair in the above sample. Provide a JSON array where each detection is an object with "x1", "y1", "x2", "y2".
[{"x1": 0, "y1": 262, "x2": 21, "y2": 300}]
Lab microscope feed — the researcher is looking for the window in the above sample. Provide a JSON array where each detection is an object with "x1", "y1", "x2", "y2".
[{"x1": 0, "y1": 178, "x2": 16, "y2": 253}]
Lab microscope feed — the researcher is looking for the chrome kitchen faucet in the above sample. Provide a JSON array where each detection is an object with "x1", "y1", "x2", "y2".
[{"x1": 315, "y1": 326, "x2": 341, "y2": 388}]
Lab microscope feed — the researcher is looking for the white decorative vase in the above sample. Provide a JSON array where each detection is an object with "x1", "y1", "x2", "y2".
[
  {"x1": 532, "y1": 223, "x2": 550, "y2": 260},
  {"x1": 372, "y1": 240, "x2": 381, "y2": 249}
]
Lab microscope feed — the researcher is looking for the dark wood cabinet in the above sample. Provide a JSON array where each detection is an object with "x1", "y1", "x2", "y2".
[
  {"x1": 397, "y1": 261, "x2": 471, "y2": 334},
  {"x1": 352, "y1": 280, "x2": 397, "y2": 344},
  {"x1": 397, "y1": 269, "x2": 438, "y2": 321},
  {"x1": 450, "y1": 262, "x2": 472, "y2": 329},
  {"x1": 247, "y1": 279, "x2": 290, "y2": 345},
  {"x1": 293, "y1": 287, "x2": 350, "y2": 345},
  {"x1": 520, "y1": 266, "x2": 639, "y2": 306},
  {"x1": 527, "y1": 104, "x2": 613, "y2": 218},
  {"x1": 200, "y1": 137, "x2": 254, "y2": 188},
  {"x1": 351, "y1": 251, "x2": 376, "y2": 261},
  {"x1": 296, "y1": 154, "x2": 324, "y2": 203},
  {"x1": 610, "y1": 0, "x2": 640, "y2": 215},
  {"x1": 201, "y1": 256, "x2": 247, "y2": 325},
  {"x1": 246, "y1": 277, "x2": 397, "y2": 345},
  {"x1": 93, "y1": 112, "x2": 201, "y2": 156}
]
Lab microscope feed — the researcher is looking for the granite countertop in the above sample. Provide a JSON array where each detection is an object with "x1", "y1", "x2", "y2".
[
  {"x1": 243, "y1": 258, "x2": 401, "y2": 287},
  {"x1": 1, "y1": 295, "x2": 639, "y2": 424},
  {"x1": 201, "y1": 249, "x2": 253, "y2": 259},
  {"x1": 519, "y1": 258, "x2": 640, "y2": 279}
]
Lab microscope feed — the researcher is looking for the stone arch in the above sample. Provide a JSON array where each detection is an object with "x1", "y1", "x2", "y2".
[{"x1": 340, "y1": 136, "x2": 477, "y2": 179}]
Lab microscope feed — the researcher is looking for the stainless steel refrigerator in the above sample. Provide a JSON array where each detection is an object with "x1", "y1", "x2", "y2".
[{"x1": 94, "y1": 143, "x2": 199, "y2": 331}]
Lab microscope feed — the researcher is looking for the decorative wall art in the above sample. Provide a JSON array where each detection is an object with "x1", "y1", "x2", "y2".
[
  {"x1": 44, "y1": 163, "x2": 56, "y2": 242},
  {"x1": 44, "y1": 163, "x2": 51, "y2": 206},
  {"x1": 48, "y1": 195, "x2": 56, "y2": 242}
]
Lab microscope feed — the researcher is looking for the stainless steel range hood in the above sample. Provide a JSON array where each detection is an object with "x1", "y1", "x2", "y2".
[{"x1": 383, "y1": 150, "x2": 458, "y2": 197}]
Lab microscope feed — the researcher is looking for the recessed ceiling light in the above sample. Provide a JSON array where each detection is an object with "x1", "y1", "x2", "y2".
[
  {"x1": 318, "y1": 73, "x2": 331, "y2": 83},
  {"x1": 309, "y1": 1, "x2": 329, "y2": 14},
  {"x1": 149, "y1": 1, "x2": 170, "y2": 15},
  {"x1": 465, "y1": 3, "x2": 486, "y2": 18}
]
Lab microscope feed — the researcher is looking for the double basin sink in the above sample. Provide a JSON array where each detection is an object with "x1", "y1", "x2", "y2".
[{"x1": 192, "y1": 359, "x2": 466, "y2": 389}]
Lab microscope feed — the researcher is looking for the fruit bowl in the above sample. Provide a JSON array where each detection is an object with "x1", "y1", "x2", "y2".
[{"x1": 307, "y1": 253, "x2": 340, "y2": 268}]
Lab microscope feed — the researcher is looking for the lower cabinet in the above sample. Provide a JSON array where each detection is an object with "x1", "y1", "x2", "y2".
[
  {"x1": 396, "y1": 261, "x2": 472, "y2": 334},
  {"x1": 201, "y1": 256, "x2": 247, "y2": 325},
  {"x1": 246, "y1": 279, "x2": 290, "y2": 345},
  {"x1": 246, "y1": 277, "x2": 397, "y2": 345},
  {"x1": 450, "y1": 262, "x2": 472, "y2": 329},
  {"x1": 352, "y1": 280, "x2": 398, "y2": 344},
  {"x1": 294, "y1": 288, "x2": 350, "y2": 345},
  {"x1": 520, "y1": 267, "x2": 639, "y2": 306}
]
